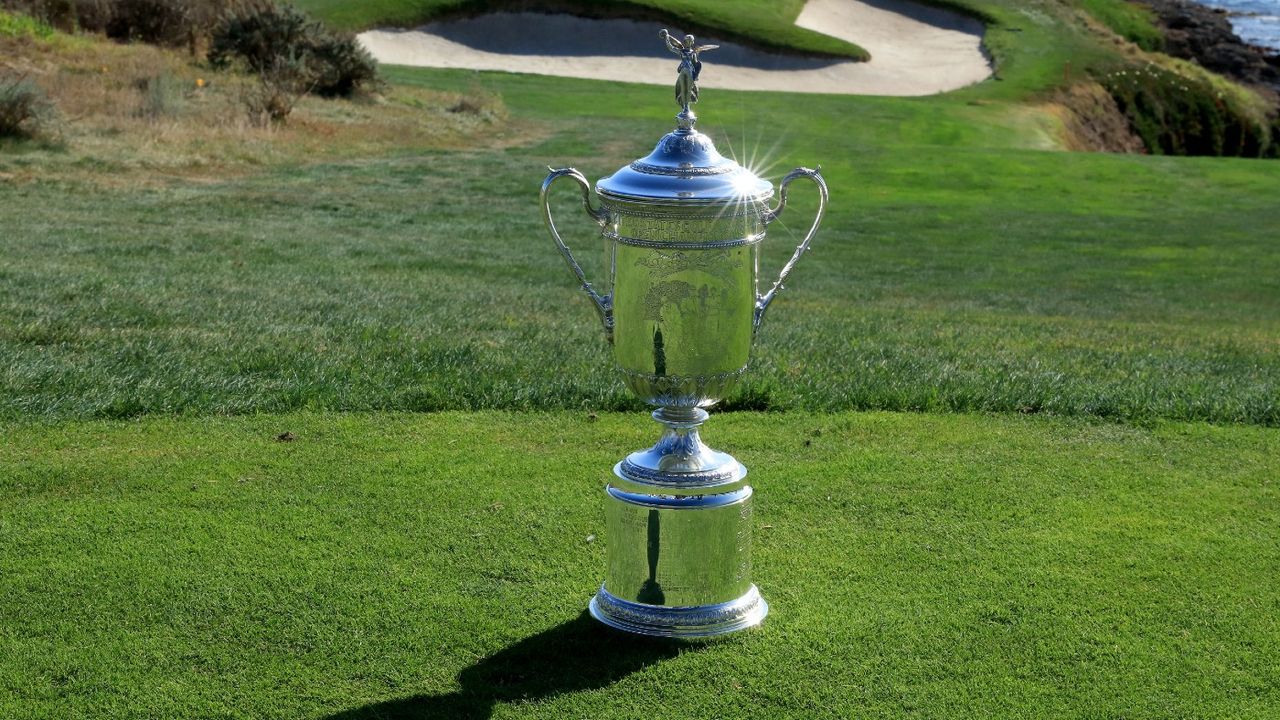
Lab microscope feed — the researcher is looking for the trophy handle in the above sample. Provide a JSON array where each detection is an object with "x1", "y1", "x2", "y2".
[
  {"x1": 541, "y1": 167, "x2": 614, "y2": 343},
  {"x1": 755, "y1": 166, "x2": 828, "y2": 331}
]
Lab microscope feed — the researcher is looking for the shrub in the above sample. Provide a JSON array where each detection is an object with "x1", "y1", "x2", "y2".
[
  {"x1": 0, "y1": 8, "x2": 54, "y2": 38},
  {"x1": 210, "y1": 1, "x2": 378, "y2": 98},
  {"x1": 305, "y1": 31, "x2": 378, "y2": 97},
  {"x1": 208, "y1": 1, "x2": 310, "y2": 72},
  {"x1": 241, "y1": 52, "x2": 308, "y2": 126},
  {"x1": 0, "y1": 72, "x2": 54, "y2": 138},
  {"x1": 104, "y1": 0, "x2": 203, "y2": 46}
]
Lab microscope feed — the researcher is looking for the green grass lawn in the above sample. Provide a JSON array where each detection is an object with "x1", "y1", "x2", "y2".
[
  {"x1": 2, "y1": 411, "x2": 1276, "y2": 718},
  {"x1": 3, "y1": 67, "x2": 1277, "y2": 424},
  {"x1": 3, "y1": 1, "x2": 1279, "y2": 717}
]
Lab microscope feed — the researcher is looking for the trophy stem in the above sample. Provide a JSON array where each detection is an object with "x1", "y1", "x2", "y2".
[
  {"x1": 615, "y1": 407, "x2": 742, "y2": 485},
  {"x1": 647, "y1": 407, "x2": 714, "y2": 474},
  {"x1": 653, "y1": 405, "x2": 706, "y2": 425}
]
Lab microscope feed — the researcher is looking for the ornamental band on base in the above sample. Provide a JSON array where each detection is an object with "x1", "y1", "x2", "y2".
[{"x1": 539, "y1": 30, "x2": 828, "y2": 637}]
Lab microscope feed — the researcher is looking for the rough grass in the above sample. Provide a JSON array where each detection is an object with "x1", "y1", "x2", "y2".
[
  {"x1": 1, "y1": 411, "x2": 1276, "y2": 718},
  {"x1": 0, "y1": 24, "x2": 513, "y2": 180},
  {"x1": 1077, "y1": 0, "x2": 1164, "y2": 51}
]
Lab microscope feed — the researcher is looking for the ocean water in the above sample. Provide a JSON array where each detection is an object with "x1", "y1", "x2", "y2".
[{"x1": 1198, "y1": 0, "x2": 1280, "y2": 51}]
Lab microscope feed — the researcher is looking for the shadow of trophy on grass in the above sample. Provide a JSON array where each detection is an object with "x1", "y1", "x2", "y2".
[{"x1": 322, "y1": 612, "x2": 682, "y2": 720}]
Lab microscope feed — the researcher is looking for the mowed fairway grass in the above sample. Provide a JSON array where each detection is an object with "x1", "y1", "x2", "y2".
[
  {"x1": 2, "y1": 0, "x2": 1280, "y2": 716},
  {"x1": 2, "y1": 412, "x2": 1277, "y2": 718}
]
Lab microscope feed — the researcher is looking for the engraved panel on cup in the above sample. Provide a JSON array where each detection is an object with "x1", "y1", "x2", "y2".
[
  {"x1": 608, "y1": 206, "x2": 762, "y2": 405},
  {"x1": 603, "y1": 483, "x2": 754, "y2": 607}
]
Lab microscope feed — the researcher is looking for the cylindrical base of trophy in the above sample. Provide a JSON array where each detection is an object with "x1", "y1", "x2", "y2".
[
  {"x1": 589, "y1": 584, "x2": 768, "y2": 638},
  {"x1": 591, "y1": 445, "x2": 765, "y2": 637}
]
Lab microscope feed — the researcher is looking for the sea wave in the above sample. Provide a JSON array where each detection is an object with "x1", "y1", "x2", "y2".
[{"x1": 1198, "y1": 0, "x2": 1280, "y2": 51}]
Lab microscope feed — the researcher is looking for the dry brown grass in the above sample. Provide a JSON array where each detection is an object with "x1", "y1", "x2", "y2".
[{"x1": 0, "y1": 25, "x2": 522, "y2": 186}]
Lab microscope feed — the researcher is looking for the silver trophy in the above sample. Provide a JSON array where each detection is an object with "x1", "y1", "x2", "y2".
[{"x1": 540, "y1": 30, "x2": 827, "y2": 637}]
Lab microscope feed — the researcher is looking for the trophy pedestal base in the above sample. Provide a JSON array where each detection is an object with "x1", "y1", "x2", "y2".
[
  {"x1": 591, "y1": 407, "x2": 766, "y2": 638},
  {"x1": 589, "y1": 584, "x2": 767, "y2": 638}
]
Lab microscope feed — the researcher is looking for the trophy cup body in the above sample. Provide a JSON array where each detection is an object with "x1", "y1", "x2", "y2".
[{"x1": 539, "y1": 31, "x2": 827, "y2": 637}]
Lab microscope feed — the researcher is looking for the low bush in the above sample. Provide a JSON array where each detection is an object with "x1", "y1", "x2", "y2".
[
  {"x1": 0, "y1": 7, "x2": 53, "y2": 38},
  {"x1": 304, "y1": 30, "x2": 378, "y2": 97},
  {"x1": 105, "y1": 0, "x2": 209, "y2": 48},
  {"x1": 0, "y1": 72, "x2": 54, "y2": 138},
  {"x1": 208, "y1": 1, "x2": 309, "y2": 72},
  {"x1": 241, "y1": 53, "x2": 308, "y2": 126},
  {"x1": 209, "y1": 1, "x2": 377, "y2": 98}
]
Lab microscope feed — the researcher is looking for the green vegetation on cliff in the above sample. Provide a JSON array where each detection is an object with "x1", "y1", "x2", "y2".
[{"x1": 1078, "y1": 0, "x2": 1165, "y2": 51}]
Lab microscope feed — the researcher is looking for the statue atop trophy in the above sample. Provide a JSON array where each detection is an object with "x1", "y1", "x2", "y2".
[{"x1": 659, "y1": 29, "x2": 718, "y2": 129}]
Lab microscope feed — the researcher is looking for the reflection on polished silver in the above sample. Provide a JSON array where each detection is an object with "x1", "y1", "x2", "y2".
[
  {"x1": 629, "y1": 160, "x2": 733, "y2": 177},
  {"x1": 538, "y1": 28, "x2": 828, "y2": 637},
  {"x1": 540, "y1": 167, "x2": 613, "y2": 342},
  {"x1": 756, "y1": 166, "x2": 829, "y2": 330},
  {"x1": 660, "y1": 28, "x2": 718, "y2": 127},
  {"x1": 604, "y1": 230, "x2": 766, "y2": 250},
  {"x1": 590, "y1": 584, "x2": 768, "y2": 638},
  {"x1": 617, "y1": 408, "x2": 745, "y2": 486}
]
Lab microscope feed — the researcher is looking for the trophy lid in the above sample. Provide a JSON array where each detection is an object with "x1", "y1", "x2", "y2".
[{"x1": 596, "y1": 30, "x2": 773, "y2": 207}]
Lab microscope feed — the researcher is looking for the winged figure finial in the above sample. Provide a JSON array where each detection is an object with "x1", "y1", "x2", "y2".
[{"x1": 659, "y1": 29, "x2": 718, "y2": 122}]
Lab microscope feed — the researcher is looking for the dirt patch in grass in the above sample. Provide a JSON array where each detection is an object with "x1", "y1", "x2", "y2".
[{"x1": 1045, "y1": 79, "x2": 1145, "y2": 152}]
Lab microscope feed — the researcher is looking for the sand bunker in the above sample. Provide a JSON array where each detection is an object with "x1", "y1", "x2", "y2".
[{"x1": 357, "y1": 0, "x2": 991, "y2": 97}]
